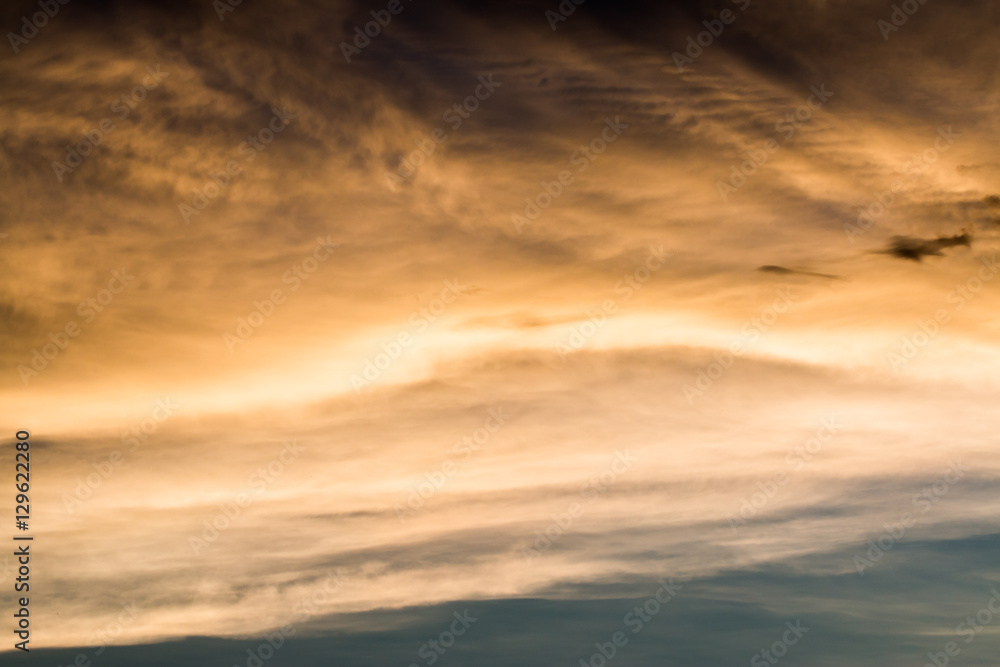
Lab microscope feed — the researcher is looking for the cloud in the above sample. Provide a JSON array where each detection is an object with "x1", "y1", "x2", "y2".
[
  {"x1": 2, "y1": 0, "x2": 1000, "y2": 662},
  {"x1": 756, "y1": 265, "x2": 840, "y2": 280},
  {"x1": 14, "y1": 533, "x2": 1000, "y2": 665},
  {"x1": 880, "y1": 231, "x2": 974, "y2": 262}
]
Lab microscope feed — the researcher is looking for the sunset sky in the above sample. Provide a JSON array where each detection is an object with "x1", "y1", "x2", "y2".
[{"x1": 2, "y1": 0, "x2": 1000, "y2": 665}]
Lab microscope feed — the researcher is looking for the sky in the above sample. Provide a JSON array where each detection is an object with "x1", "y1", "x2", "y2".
[{"x1": 1, "y1": 0, "x2": 1000, "y2": 665}]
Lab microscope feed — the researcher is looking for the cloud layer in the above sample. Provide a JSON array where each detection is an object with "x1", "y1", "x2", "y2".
[{"x1": 1, "y1": 0, "x2": 999, "y2": 664}]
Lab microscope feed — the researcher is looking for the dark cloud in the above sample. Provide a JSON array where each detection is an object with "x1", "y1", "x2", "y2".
[
  {"x1": 881, "y1": 231, "x2": 973, "y2": 262},
  {"x1": 756, "y1": 265, "x2": 839, "y2": 280}
]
